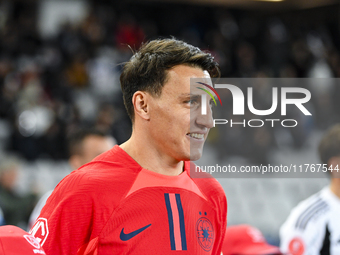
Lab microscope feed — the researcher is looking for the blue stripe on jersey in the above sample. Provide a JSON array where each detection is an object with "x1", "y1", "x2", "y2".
[
  {"x1": 175, "y1": 194, "x2": 187, "y2": 250},
  {"x1": 164, "y1": 193, "x2": 176, "y2": 250}
]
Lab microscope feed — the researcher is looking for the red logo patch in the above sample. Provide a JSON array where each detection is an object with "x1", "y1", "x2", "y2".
[
  {"x1": 288, "y1": 237, "x2": 305, "y2": 255},
  {"x1": 29, "y1": 218, "x2": 49, "y2": 246}
]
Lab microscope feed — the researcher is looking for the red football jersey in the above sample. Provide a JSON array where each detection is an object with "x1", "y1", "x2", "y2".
[{"x1": 30, "y1": 145, "x2": 227, "y2": 255}]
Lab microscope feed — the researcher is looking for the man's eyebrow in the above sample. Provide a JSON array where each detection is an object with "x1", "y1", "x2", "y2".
[
  {"x1": 179, "y1": 93, "x2": 200, "y2": 98},
  {"x1": 179, "y1": 93, "x2": 191, "y2": 97}
]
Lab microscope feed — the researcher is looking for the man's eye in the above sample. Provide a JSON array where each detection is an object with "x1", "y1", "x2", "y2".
[{"x1": 186, "y1": 99, "x2": 198, "y2": 105}]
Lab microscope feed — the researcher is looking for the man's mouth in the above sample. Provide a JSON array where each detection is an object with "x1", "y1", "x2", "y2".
[{"x1": 187, "y1": 133, "x2": 204, "y2": 139}]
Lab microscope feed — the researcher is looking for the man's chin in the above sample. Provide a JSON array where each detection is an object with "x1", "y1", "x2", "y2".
[{"x1": 189, "y1": 149, "x2": 203, "y2": 161}]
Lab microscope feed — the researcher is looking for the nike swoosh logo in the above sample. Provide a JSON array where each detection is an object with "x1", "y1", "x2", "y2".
[{"x1": 120, "y1": 224, "x2": 151, "y2": 241}]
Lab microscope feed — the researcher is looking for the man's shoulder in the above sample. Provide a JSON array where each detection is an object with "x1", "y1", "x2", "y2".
[
  {"x1": 188, "y1": 161, "x2": 224, "y2": 185},
  {"x1": 70, "y1": 145, "x2": 141, "y2": 185},
  {"x1": 63, "y1": 162, "x2": 140, "y2": 192},
  {"x1": 187, "y1": 162, "x2": 226, "y2": 203},
  {"x1": 49, "y1": 150, "x2": 142, "y2": 205},
  {"x1": 294, "y1": 188, "x2": 330, "y2": 218},
  {"x1": 89, "y1": 145, "x2": 140, "y2": 168},
  {"x1": 281, "y1": 187, "x2": 330, "y2": 232},
  {"x1": 190, "y1": 174, "x2": 225, "y2": 195}
]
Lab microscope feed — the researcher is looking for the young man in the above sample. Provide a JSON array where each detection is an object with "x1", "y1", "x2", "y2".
[
  {"x1": 280, "y1": 124, "x2": 340, "y2": 255},
  {"x1": 30, "y1": 38, "x2": 227, "y2": 254},
  {"x1": 28, "y1": 129, "x2": 116, "y2": 229}
]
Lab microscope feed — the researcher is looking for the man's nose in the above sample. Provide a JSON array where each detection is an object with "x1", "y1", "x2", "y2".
[{"x1": 196, "y1": 103, "x2": 214, "y2": 129}]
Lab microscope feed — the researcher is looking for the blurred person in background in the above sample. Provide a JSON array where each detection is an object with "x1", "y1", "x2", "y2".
[
  {"x1": 222, "y1": 224, "x2": 282, "y2": 255},
  {"x1": 0, "y1": 208, "x2": 4, "y2": 226},
  {"x1": 0, "y1": 155, "x2": 37, "y2": 228},
  {"x1": 280, "y1": 124, "x2": 340, "y2": 255},
  {"x1": 28, "y1": 128, "x2": 116, "y2": 229}
]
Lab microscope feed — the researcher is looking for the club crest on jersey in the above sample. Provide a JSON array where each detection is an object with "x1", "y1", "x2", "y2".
[
  {"x1": 288, "y1": 237, "x2": 305, "y2": 255},
  {"x1": 29, "y1": 218, "x2": 49, "y2": 246},
  {"x1": 196, "y1": 213, "x2": 214, "y2": 252}
]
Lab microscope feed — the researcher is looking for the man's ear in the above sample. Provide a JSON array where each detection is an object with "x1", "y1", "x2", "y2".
[{"x1": 132, "y1": 91, "x2": 150, "y2": 121}]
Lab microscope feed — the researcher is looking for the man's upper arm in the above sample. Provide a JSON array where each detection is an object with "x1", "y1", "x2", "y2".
[
  {"x1": 203, "y1": 178, "x2": 227, "y2": 255},
  {"x1": 30, "y1": 183, "x2": 95, "y2": 255},
  {"x1": 213, "y1": 191, "x2": 227, "y2": 255}
]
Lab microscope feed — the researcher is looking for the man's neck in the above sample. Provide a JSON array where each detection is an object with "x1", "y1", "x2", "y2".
[
  {"x1": 119, "y1": 136, "x2": 184, "y2": 176},
  {"x1": 330, "y1": 178, "x2": 340, "y2": 199}
]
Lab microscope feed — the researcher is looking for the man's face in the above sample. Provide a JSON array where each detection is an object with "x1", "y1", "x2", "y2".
[
  {"x1": 148, "y1": 65, "x2": 214, "y2": 162},
  {"x1": 71, "y1": 135, "x2": 116, "y2": 169}
]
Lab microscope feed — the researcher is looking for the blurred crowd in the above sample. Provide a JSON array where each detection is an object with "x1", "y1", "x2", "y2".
[{"x1": 0, "y1": 0, "x2": 340, "y2": 226}]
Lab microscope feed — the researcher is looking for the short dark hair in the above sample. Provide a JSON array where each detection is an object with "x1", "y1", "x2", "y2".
[
  {"x1": 318, "y1": 124, "x2": 340, "y2": 166},
  {"x1": 120, "y1": 38, "x2": 220, "y2": 121},
  {"x1": 68, "y1": 129, "x2": 107, "y2": 157}
]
